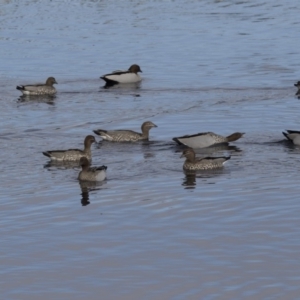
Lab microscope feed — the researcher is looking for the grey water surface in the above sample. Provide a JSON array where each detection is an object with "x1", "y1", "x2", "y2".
[{"x1": 1, "y1": 0, "x2": 300, "y2": 299}]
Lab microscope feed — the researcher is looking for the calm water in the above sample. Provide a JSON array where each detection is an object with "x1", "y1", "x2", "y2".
[{"x1": 1, "y1": 0, "x2": 300, "y2": 299}]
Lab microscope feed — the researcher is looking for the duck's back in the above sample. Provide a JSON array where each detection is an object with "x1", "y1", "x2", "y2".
[
  {"x1": 184, "y1": 156, "x2": 230, "y2": 170},
  {"x1": 174, "y1": 132, "x2": 225, "y2": 148},
  {"x1": 94, "y1": 129, "x2": 143, "y2": 142},
  {"x1": 78, "y1": 166, "x2": 107, "y2": 181},
  {"x1": 17, "y1": 84, "x2": 56, "y2": 95},
  {"x1": 43, "y1": 149, "x2": 88, "y2": 161},
  {"x1": 102, "y1": 72, "x2": 141, "y2": 84}
]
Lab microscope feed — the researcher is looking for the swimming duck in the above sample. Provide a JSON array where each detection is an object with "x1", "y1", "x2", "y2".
[
  {"x1": 16, "y1": 77, "x2": 57, "y2": 95},
  {"x1": 93, "y1": 121, "x2": 157, "y2": 142},
  {"x1": 282, "y1": 130, "x2": 300, "y2": 145},
  {"x1": 42, "y1": 135, "x2": 96, "y2": 162},
  {"x1": 180, "y1": 148, "x2": 231, "y2": 171},
  {"x1": 100, "y1": 64, "x2": 142, "y2": 85},
  {"x1": 173, "y1": 132, "x2": 244, "y2": 148},
  {"x1": 294, "y1": 81, "x2": 300, "y2": 96},
  {"x1": 78, "y1": 157, "x2": 107, "y2": 182}
]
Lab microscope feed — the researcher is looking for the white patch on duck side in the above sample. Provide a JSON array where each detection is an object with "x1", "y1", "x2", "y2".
[
  {"x1": 177, "y1": 134, "x2": 218, "y2": 148},
  {"x1": 100, "y1": 133, "x2": 114, "y2": 141},
  {"x1": 49, "y1": 156, "x2": 65, "y2": 162},
  {"x1": 95, "y1": 170, "x2": 106, "y2": 181},
  {"x1": 287, "y1": 134, "x2": 300, "y2": 145},
  {"x1": 103, "y1": 73, "x2": 141, "y2": 83}
]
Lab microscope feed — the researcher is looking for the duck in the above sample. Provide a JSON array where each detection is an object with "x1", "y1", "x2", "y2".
[
  {"x1": 93, "y1": 121, "x2": 157, "y2": 142},
  {"x1": 282, "y1": 130, "x2": 300, "y2": 145},
  {"x1": 100, "y1": 64, "x2": 142, "y2": 85},
  {"x1": 42, "y1": 135, "x2": 96, "y2": 162},
  {"x1": 180, "y1": 148, "x2": 231, "y2": 171},
  {"x1": 294, "y1": 81, "x2": 300, "y2": 96},
  {"x1": 16, "y1": 77, "x2": 57, "y2": 95},
  {"x1": 173, "y1": 131, "x2": 244, "y2": 148},
  {"x1": 78, "y1": 157, "x2": 107, "y2": 182}
]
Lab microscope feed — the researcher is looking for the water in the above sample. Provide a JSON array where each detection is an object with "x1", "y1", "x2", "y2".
[{"x1": 1, "y1": 0, "x2": 300, "y2": 299}]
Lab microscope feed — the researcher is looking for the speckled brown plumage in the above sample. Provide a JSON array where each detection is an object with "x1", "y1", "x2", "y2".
[
  {"x1": 43, "y1": 135, "x2": 95, "y2": 162},
  {"x1": 16, "y1": 77, "x2": 57, "y2": 95},
  {"x1": 93, "y1": 121, "x2": 157, "y2": 142},
  {"x1": 180, "y1": 148, "x2": 231, "y2": 170}
]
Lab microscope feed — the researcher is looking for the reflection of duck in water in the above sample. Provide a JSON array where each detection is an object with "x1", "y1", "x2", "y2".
[
  {"x1": 79, "y1": 179, "x2": 107, "y2": 206},
  {"x1": 18, "y1": 94, "x2": 56, "y2": 105},
  {"x1": 78, "y1": 157, "x2": 107, "y2": 182},
  {"x1": 173, "y1": 132, "x2": 244, "y2": 148},
  {"x1": 44, "y1": 160, "x2": 82, "y2": 169},
  {"x1": 182, "y1": 167, "x2": 229, "y2": 189},
  {"x1": 180, "y1": 148, "x2": 231, "y2": 171},
  {"x1": 182, "y1": 172, "x2": 197, "y2": 188},
  {"x1": 80, "y1": 184, "x2": 90, "y2": 206},
  {"x1": 294, "y1": 81, "x2": 300, "y2": 96},
  {"x1": 42, "y1": 135, "x2": 96, "y2": 162},
  {"x1": 183, "y1": 144, "x2": 242, "y2": 157},
  {"x1": 16, "y1": 77, "x2": 57, "y2": 95}
]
